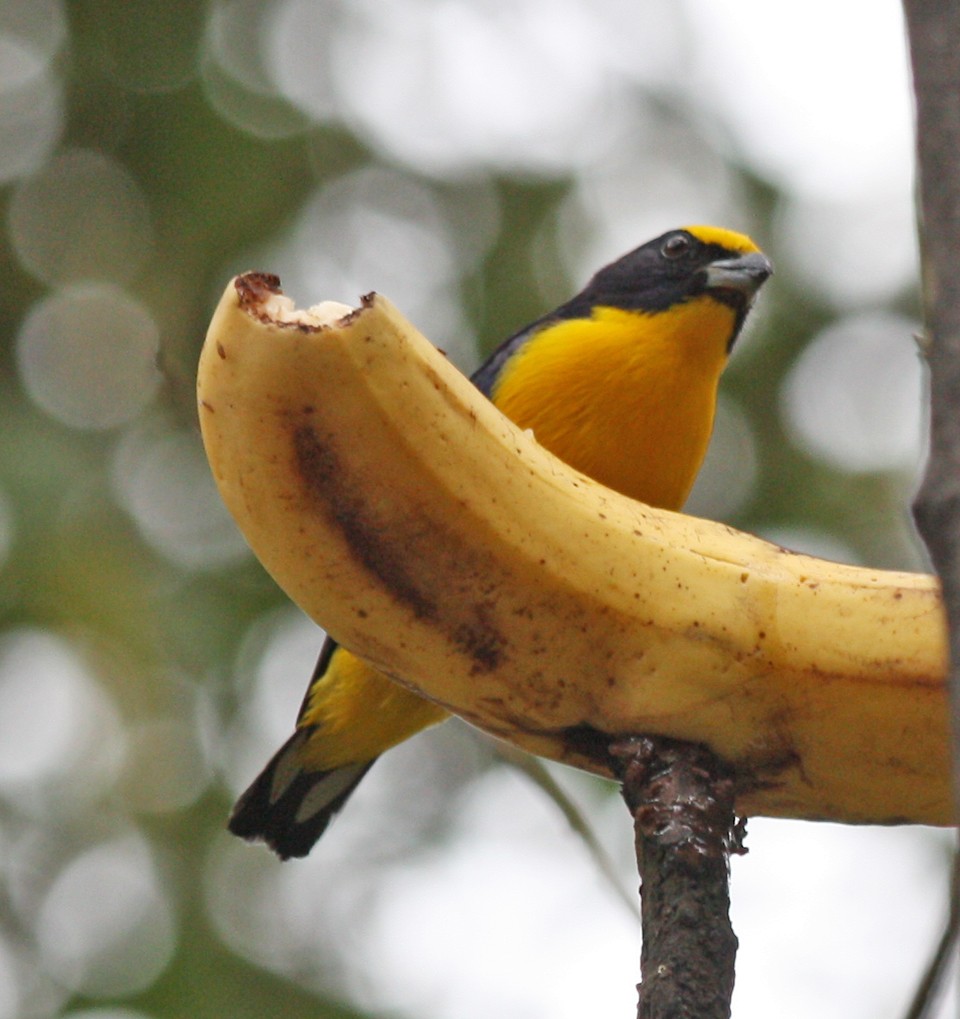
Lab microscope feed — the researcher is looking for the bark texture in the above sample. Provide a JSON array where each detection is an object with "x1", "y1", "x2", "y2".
[
  {"x1": 903, "y1": 0, "x2": 960, "y2": 811},
  {"x1": 613, "y1": 737, "x2": 746, "y2": 1019}
]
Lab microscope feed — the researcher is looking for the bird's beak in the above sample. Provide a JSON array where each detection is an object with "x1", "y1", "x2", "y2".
[{"x1": 705, "y1": 251, "x2": 773, "y2": 300}]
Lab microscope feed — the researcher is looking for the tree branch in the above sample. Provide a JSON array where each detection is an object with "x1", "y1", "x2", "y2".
[
  {"x1": 613, "y1": 737, "x2": 746, "y2": 1019},
  {"x1": 901, "y1": 6, "x2": 960, "y2": 1009},
  {"x1": 904, "y1": 0, "x2": 960, "y2": 810},
  {"x1": 902, "y1": 850, "x2": 960, "y2": 1019}
]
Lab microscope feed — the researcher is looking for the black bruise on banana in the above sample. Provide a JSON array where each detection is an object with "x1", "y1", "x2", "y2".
[
  {"x1": 558, "y1": 722, "x2": 621, "y2": 771},
  {"x1": 293, "y1": 423, "x2": 507, "y2": 674},
  {"x1": 453, "y1": 615, "x2": 507, "y2": 674},
  {"x1": 293, "y1": 424, "x2": 437, "y2": 622}
]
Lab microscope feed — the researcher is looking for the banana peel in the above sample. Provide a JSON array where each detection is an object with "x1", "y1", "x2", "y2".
[{"x1": 198, "y1": 273, "x2": 953, "y2": 827}]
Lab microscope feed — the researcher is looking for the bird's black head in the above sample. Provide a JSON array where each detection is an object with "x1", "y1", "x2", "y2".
[
  {"x1": 558, "y1": 226, "x2": 772, "y2": 323},
  {"x1": 470, "y1": 226, "x2": 772, "y2": 395}
]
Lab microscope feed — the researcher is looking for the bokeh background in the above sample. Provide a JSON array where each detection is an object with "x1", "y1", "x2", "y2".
[{"x1": 0, "y1": 1, "x2": 954, "y2": 1017}]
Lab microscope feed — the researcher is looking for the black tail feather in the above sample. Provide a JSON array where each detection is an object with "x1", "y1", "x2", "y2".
[{"x1": 229, "y1": 730, "x2": 376, "y2": 860}]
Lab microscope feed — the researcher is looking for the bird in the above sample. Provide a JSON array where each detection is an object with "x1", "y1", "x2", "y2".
[{"x1": 228, "y1": 224, "x2": 772, "y2": 859}]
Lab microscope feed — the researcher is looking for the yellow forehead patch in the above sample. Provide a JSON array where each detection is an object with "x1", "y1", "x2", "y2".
[{"x1": 682, "y1": 225, "x2": 759, "y2": 254}]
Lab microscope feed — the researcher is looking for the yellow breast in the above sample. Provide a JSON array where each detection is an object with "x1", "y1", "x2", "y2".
[{"x1": 490, "y1": 298, "x2": 737, "y2": 511}]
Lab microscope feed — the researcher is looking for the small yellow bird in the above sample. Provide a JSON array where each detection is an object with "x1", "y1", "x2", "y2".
[{"x1": 229, "y1": 225, "x2": 772, "y2": 858}]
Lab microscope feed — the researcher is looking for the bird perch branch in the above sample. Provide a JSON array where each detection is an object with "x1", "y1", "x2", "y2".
[{"x1": 613, "y1": 737, "x2": 745, "y2": 1019}]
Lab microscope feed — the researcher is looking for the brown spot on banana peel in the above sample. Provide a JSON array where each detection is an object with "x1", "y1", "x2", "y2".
[
  {"x1": 293, "y1": 422, "x2": 506, "y2": 674},
  {"x1": 294, "y1": 424, "x2": 438, "y2": 622},
  {"x1": 235, "y1": 272, "x2": 283, "y2": 318}
]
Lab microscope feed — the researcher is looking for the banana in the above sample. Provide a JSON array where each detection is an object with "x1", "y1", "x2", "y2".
[{"x1": 198, "y1": 272, "x2": 952, "y2": 827}]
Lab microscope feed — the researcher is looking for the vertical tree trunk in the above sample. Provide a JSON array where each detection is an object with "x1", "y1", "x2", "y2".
[{"x1": 902, "y1": 0, "x2": 960, "y2": 815}]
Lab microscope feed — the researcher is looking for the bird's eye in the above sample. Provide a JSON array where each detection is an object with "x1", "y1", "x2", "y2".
[{"x1": 661, "y1": 234, "x2": 691, "y2": 259}]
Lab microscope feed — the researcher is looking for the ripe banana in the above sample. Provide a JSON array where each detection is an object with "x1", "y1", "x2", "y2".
[{"x1": 199, "y1": 273, "x2": 952, "y2": 827}]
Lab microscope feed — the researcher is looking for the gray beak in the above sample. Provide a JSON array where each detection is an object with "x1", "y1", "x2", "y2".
[{"x1": 704, "y1": 251, "x2": 773, "y2": 300}]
